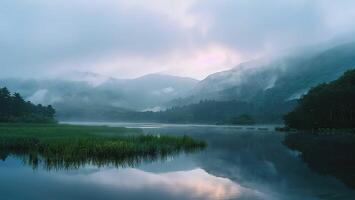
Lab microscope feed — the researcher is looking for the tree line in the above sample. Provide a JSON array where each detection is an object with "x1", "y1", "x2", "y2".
[
  {"x1": 284, "y1": 69, "x2": 355, "y2": 130},
  {"x1": 0, "y1": 87, "x2": 56, "y2": 123},
  {"x1": 70, "y1": 100, "x2": 259, "y2": 124}
]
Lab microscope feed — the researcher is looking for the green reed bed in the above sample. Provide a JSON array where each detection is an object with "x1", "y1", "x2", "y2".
[{"x1": 0, "y1": 123, "x2": 206, "y2": 170}]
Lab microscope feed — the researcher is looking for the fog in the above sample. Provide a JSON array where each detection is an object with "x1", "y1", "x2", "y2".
[{"x1": 1, "y1": 0, "x2": 355, "y2": 80}]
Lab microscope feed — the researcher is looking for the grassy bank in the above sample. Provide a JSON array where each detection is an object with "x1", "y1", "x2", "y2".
[{"x1": 0, "y1": 123, "x2": 206, "y2": 170}]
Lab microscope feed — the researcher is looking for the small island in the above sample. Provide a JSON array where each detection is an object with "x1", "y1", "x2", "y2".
[{"x1": 0, "y1": 87, "x2": 206, "y2": 170}]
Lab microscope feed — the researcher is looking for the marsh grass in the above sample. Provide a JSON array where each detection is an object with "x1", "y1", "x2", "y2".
[{"x1": 0, "y1": 123, "x2": 206, "y2": 170}]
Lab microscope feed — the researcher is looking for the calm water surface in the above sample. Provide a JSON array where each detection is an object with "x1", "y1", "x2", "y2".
[{"x1": 1, "y1": 123, "x2": 354, "y2": 200}]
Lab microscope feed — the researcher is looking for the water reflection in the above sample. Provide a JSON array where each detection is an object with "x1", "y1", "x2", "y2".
[
  {"x1": 0, "y1": 147, "x2": 203, "y2": 171},
  {"x1": 284, "y1": 132, "x2": 355, "y2": 189},
  {"x1": 0, "y1": 156, "x2": 265, "y2": 200},
  {"x1": 143, "y1": 126, "x2": 355, "y2": 199},
  {"x1": 1, "y1": 124, "x2": 355, "y2": 200},
  {"x1": 59, "y1": 168, "x2": 249, "y2": 200}
]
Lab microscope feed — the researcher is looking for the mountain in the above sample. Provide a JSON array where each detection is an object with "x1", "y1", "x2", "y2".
[
  {"x1": 99, "y1": 74, "x2": 198, "y2": 111},
  {"x1": 0, "y1": 73, "x2": 198, "y2": 120},
  {"x1": 176, "y1": 42, "x2": 355, "y2": 107},
  {"x1": 3, "y1": 41, "x2": 354, "y2": 123}
]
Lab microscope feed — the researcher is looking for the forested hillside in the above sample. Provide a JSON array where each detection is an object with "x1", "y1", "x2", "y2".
[
  {"x1": 0, "y1": 87, "x2": 55, "y2": 123},
  {"x1": 284, "y1": 69, "x2": 355, "y2": 129}
]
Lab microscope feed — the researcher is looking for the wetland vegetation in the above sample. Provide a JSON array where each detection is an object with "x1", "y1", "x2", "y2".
[{"x1": 0, "y1": 123, "x2": 206, "y2": 170}]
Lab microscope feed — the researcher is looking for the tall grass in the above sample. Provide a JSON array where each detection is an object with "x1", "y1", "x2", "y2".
[{"x1": 0, "y1": 123, "x2": 206, "y2": 170}]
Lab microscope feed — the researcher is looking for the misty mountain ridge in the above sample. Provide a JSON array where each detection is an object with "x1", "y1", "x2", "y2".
[
  {"x1": 1, "y1": 41, "x2": 355, "y2": 122},
  {"x1": 172, "y1": 41, "x2": 355, "y2": 108},
  {"x1": 0, "y1": 73, "x2": 198, "y2": 119}
]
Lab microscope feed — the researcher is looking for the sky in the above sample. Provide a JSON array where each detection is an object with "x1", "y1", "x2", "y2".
[{"x1": 1, "y1": 0, "x2": 355, "y2": 80}]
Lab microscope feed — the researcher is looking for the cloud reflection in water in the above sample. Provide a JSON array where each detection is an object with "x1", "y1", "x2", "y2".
[{"x1": 57, "y1": 167, "x2": 266, "y2": 200}]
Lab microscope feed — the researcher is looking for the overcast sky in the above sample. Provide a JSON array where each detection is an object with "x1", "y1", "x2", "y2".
[{"x1": 1, "y1": 0, "x2": 355, "y2": 80}]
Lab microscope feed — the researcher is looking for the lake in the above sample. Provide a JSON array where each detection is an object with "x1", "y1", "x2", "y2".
[{"x1": 1, "y1": 123, "x2": 354, "y2": 200}]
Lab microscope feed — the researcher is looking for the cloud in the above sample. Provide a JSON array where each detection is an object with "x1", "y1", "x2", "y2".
[
  {"x1": 1, "y1": 0, "x2": 355, "y2": 79},
  {"x1": 63, "y1": 43, "x2": 242, "y2": 80},
  {"x1": 191, "y1": 0, "x2": 355, "y2": 55},
  {"x1": 27, "y1": 89, "x2": 48, "y2": 104},
  {"x1": 0, "y1": 0, "x2": 192, "y2": 77}
]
